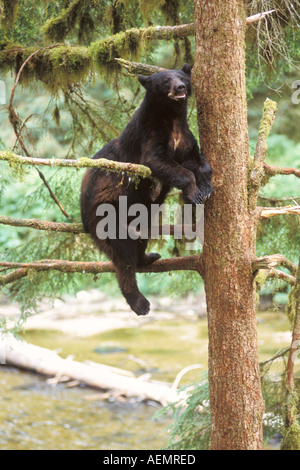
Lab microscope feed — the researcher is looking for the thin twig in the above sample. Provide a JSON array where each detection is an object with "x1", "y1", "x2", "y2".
[
  {"x1": 258, "y1": 195, "x2": 300, "y2": 204},
  {"x1": 260, "y1": 347, "x2": 290, "y2": 368}
]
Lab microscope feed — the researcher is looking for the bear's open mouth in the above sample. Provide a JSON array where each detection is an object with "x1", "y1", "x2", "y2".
[{"x1": 168, "y1": 92, "x2": 187, "y2": 101}]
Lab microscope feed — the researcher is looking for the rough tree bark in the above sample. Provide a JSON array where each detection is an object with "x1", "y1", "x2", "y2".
[{"x1": 193, "y1": 0, "x2": 265, "y2": 450}]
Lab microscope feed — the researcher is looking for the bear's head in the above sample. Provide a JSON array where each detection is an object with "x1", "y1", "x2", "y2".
[{"x1": 138, "y1": 64, "x2": 192, "y2": 107}]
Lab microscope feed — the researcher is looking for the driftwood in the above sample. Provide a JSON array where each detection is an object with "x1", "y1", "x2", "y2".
[{"x1": 0, "y1": 335, "x2": 180, "y2": 405}]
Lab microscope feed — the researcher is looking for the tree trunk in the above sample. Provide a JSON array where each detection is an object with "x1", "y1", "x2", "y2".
[{"x1": 193, "y1": 0, "x2": 265, "y2": 450}]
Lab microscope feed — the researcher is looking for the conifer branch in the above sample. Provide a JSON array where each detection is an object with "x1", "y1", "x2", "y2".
[
  {"x1": 0, "y1": 215, "x2": 83, "y2": 234},
  {"x1": 0, "y1": 255, "x2": 204, "y2": 287}
]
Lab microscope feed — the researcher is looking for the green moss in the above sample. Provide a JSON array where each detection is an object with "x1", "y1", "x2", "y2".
[
  {"x1": 161, "y1": 0, "x2": 181, "y2": 25},
  {"x1": 53, "y1": 105, "x2": 60, "y2": 127},
  {"x1": 0, "y1": 0, "x2": 19, "y2": 31},
  {"x1": 286, "y1": 286, "x2": 296, "y2": 328},
  {"x1": 46, "y1": 45, "x2": 91, "y2": 92},
  {"x1": 255, "y1": 269, "x2": 269, "y2": 290},
  {"x1": 42, "y1": 0, "x2": 102, "y2": 43},
  {"x1": 0, "y1": 1, "x2": 4, "y2": 22},
  {"x1": 0, "y1": 20, "x2": 185, "y2": 90},
  {"x1": 42, "y1": 0, "x2": 82, "y2": 42},
  {"x1": 78, "y1": 157, "x2": 151, "y2": 182},
  {"x1": 138, "y1": 0, "x2": 165, "y2": 21},
  {"x1": 1, "y1": 150, "x2": 26, "y2": 181},
  {"x1": 89, "y1": 28, "x2": 143, "y2": 78},
  {"x1": 0, "y1": 41, "x2": 28, "y2": 73},
  {"x1": 259, "y1": 99, "x2": 278, "y2": 138},
  {"x1": 0, "y1": 42, "x2": 92, "y2": 93},
  {"x1": 281, "y1": 422, "x2": 300, "y2": 450}
]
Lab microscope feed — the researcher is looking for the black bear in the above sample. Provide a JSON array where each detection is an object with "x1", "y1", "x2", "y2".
[{"x1": 80, "y1": 64, "x2": 213, "y2": 316}]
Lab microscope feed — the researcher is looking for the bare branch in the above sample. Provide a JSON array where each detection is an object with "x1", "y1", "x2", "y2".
[
  {"x1": 252, "y1": 254, "x2": 297, "y2": 275},
  {"x1": 266, "y1": 269, "x2": 296, "y2": 286},
  {"x1": 246, "y1": 10, "x2": 276, "y2": 24},
  {"x1": 264, "y1": 163, "x2": 300, "y2": 179},
  {"x1": 0, "y1": 151, "x2": 152, "y2": 179},
  {"x1": 115, "y1": 58, "x2": 167, "y2": 76},
  {"x1": 260, "y1": 205, "x2": 300, "y2": 219}
]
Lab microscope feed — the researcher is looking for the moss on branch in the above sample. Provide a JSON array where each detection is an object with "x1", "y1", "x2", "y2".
[
  {"x1": 0, "y1": 9, "x2": 277, "y2": 92},
  {"x1": 0, "y1": 0, "x2": 19, "y2": 31},
  {"x1": 115, "y1": 58, "x2": 167, "y2": 75},
  {"x1": 0, "y1": 22, "x2": 194, "y2": 91},
  {"x1": 0, "y1": 43, "x2": 92, "y2": 93},
  {"x1": 248, "y1": 98, "x2": 277, "y2": 209},
  {"x1": 0, "y1": 151, "x2": 152, "y2": 181}
]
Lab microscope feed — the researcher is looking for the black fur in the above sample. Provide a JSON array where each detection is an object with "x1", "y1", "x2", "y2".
[{"x1": 80, "y1": 64, "x2": 213, "y2": 316}]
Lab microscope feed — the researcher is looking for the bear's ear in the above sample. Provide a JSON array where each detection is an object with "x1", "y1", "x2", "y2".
[
  {"x1": 138, "y1": 75, "x2": 150, "y2": 89},
  {"x1": 181, "y1": 63, "x2": 191, "y2": 76}
]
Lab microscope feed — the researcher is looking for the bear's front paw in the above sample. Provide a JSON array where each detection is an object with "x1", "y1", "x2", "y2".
[
  {"x1": 198, "y1": 183, "x2": 213, "y2": 203},
  {"x1": 183, "y1": 187, "x2": 205, "y2": 205}
]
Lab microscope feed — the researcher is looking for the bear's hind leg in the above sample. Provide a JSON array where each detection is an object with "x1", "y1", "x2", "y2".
[
  {"x1": 136, "y1": 239, "x2": 161, "y2": 266},
  {"x1": 110, "y1": 240, "x2": 150, "y2": 316},
  {"x1": 140, "y1": 253, "x2": 161, "y2": 266}
]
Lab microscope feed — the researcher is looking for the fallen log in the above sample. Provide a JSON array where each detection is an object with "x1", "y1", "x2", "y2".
[{"x1": 0, "y1": 334, "x2": 179, "y2": 405}]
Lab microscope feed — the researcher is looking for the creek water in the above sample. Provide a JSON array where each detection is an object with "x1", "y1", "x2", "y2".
[{"x1": 0, "y1": 304, "x2": 294, "y2": 450}]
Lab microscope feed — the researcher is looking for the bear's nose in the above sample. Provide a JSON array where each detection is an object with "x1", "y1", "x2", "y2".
[{"x1": 175, "y1": 83, "x2": 186, "y2": 94}]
